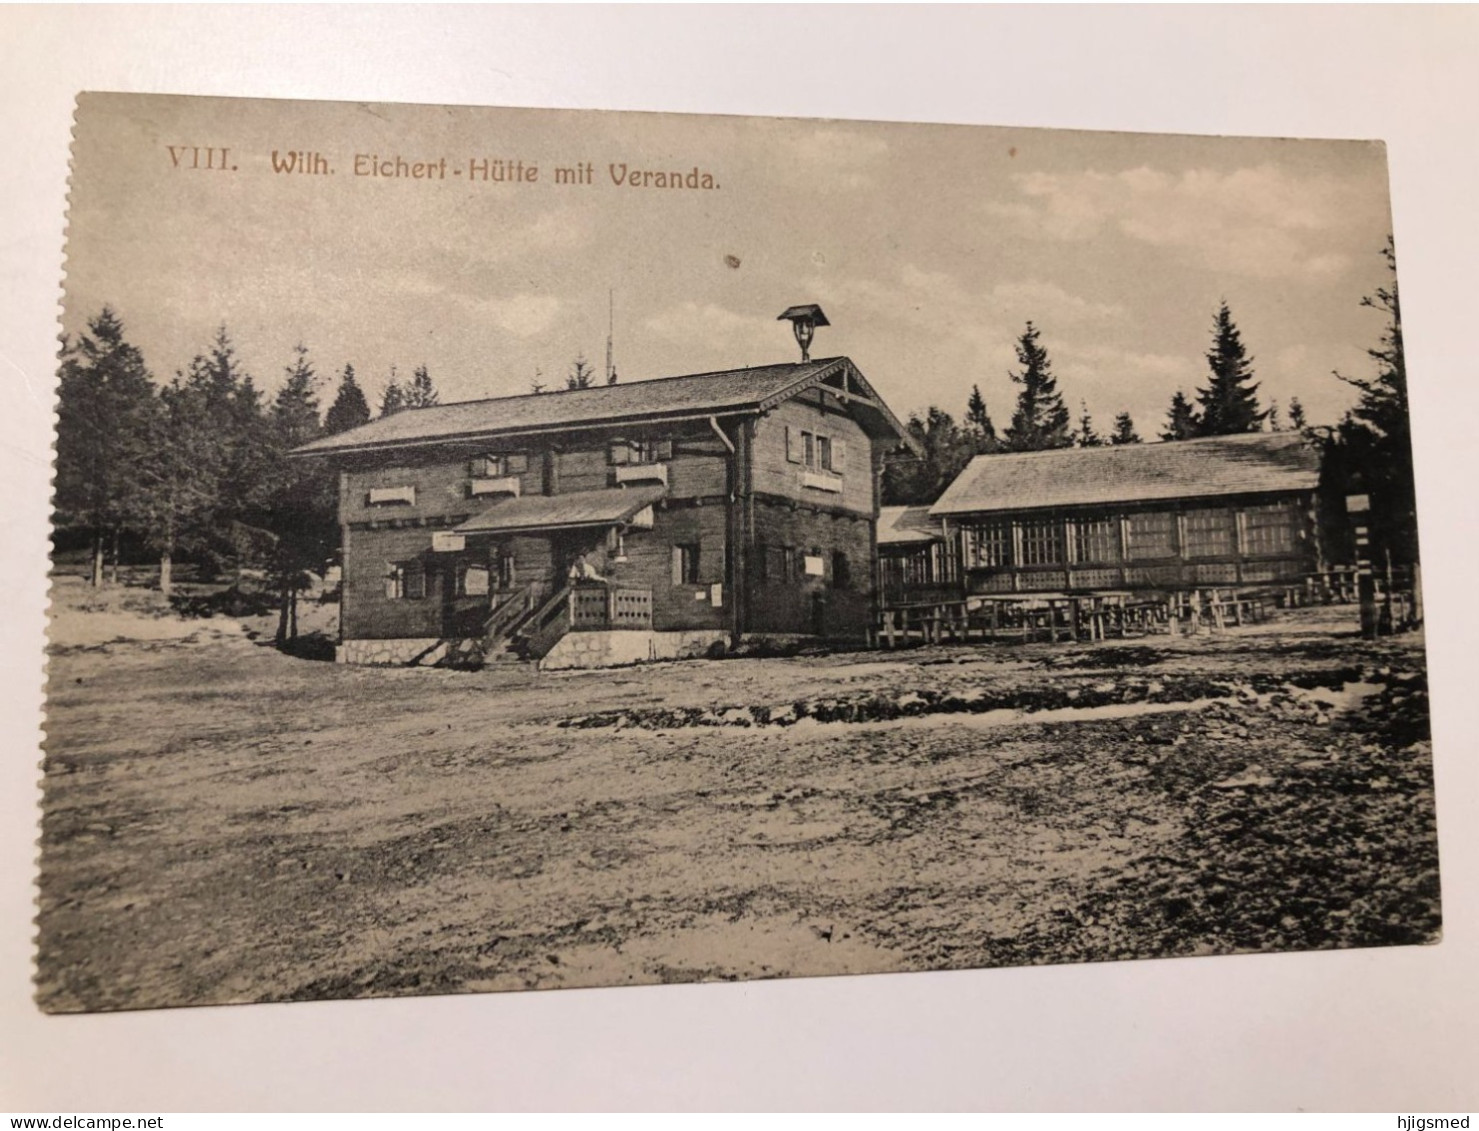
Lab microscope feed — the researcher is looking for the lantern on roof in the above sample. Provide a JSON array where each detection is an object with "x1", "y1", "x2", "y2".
[{"x1": 777, "y1": 304, "x2": 830, "y2": 363}]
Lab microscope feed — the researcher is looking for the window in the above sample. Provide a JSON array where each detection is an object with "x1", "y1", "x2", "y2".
[
  {"x1": 1243, "y1": 504, "x2": 1297, "y2": 556},
  {"x1": 1019, "y1": 518, "x2": 1064, "y2": 566},
  {"x1": 1183, "y1": 508, "x2": 1236, "y2": 558},
  {"x1": 1071, "y1": 517, "x2": 1118, "y2": 564},
  {"x1": 787, "y1": 426, "x2": 846, "y2": 472},
  {"x1": 384, "y1": 561, "x2": 426, "y2": 600},
  {"x1": 961, "y1": 522, "x2": 1012, "y2": 568},
  {"x1": 1126, "y1": 512, "x2": 1175, "y2": 560},
  {"x1": 832, "y1": 551, "x2": 852, "y2": 589},
  {"x1": 469, "y1": 453, "x2": 527, "y2": 478},
  {"x1": 672, "y1": 543, "x2": 701, "y2": 585},
  {"x1": 458, "y1": 563, "x2": 491, "y2": 597},
  {"x1": 780, "y1": 546, "x2": 796, "y2": 581},
  {"x1": 611, "y1": 438, "x2": 673, "y2": 465}
]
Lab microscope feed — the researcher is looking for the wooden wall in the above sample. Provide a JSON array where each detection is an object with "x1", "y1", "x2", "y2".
[
  {"x1": 943, "y1": 494, "x2": 1318, "y2": 597},
  {"x1": 751, "y1": 393, "x2": 875, "y2": 516},
  {"x1": 745, "y1": 499, "x2": 874, "y2": 639}
]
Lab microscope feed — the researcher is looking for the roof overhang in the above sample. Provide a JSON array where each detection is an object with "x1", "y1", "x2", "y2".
[{"x1": 454, "y1": 484, "x2": 666, "y2": 537}]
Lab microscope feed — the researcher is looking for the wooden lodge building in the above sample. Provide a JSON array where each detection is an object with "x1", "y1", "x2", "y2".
[
  {"x1": 883, "y1": 431, "x2": 1324, "y2": 607},
  {"x1": 294, "y1": 350, "x2": 914, "y2": 668}
]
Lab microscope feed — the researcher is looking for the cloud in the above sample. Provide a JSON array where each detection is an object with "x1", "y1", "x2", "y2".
[
  {"x1": 988, "y1": 163, "x2": 1382, "y2": 279},
  {"x1": 778, "y1": 127, "x2": 891, "y2": 190},
  {"x1": 642, "y1": 301, "x2": 778, "y2": 352},
  {"x1": 477, "y1": 293, "x2": 563, "y2": 339}
]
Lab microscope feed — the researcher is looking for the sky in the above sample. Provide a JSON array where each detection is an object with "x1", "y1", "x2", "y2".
[{"x1": 62, "y1": 93, "x2": 1397, "y2": 438}]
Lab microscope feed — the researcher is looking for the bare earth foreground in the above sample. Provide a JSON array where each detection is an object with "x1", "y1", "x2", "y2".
[{"x1": 36, "y1": 584, "x2": 1440, "y2": 1012}]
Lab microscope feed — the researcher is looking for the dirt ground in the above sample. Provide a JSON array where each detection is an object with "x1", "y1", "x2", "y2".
[{"x1": 34, "y1": 578, "x2": 1440, "y2": 1012}]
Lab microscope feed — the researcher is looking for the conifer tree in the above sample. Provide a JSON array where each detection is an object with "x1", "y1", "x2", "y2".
[
  {"x1": 54, "y1": 307, "x2": 157, "y2": 585},
  {"x1": 1075, "y1": 401, "x2": 1104, "y2": 447},
  {"x1": 1288, "y1": 397, "x2": 1308, "y2": 430},
  {"x1": 1324, "y1": 236, "x2": 1417, "y2": 568},
  {"x1": 379, "y1": 366, "x2": 406, "y2": 417},
  {"x1": 566, "y1": 355, "x2": 596, "y2": 390},
  {"x1": 881, "y1": 407, "x2": 976, "y2": 506},
  {"x1": 1110, "y1": 411, "x2": 1142, "y2": 446},
  {"x1": 1196, "y1": 302, "x2": 1266, "y2": 435},
  {"x1": 324, "y1": 364, "x2": 371, "y2": 435},
  {"x1": 1162, "y1": 390, "x2": 1201, "y2": 441},
  {"x1": 135, "y1": 372, "x2": 218, "y2": 596},
  {"x1": 406, "y1": 364, "x2": 439, "y2": 408},
  {"x1": 1003, "y1": 322, "x2": 1072, "y2": 452},
  {"x1": 265, "y1": 345, "x2": 335, "y2": 645}
]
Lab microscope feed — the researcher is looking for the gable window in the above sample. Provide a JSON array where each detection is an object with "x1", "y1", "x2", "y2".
[
  {"x1": 672, "y1": 543, "x2": 701, "y2": 585},
  {"x1": 786, "y1": 426, "x2": 846, "y2": 473},
  {"x1": 385, "y1": 561, "x2": 426, "y2": 600}
]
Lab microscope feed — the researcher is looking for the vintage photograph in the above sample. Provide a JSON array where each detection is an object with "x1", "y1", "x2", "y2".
[{"x1": 39, "y1": 92, "x2": 1437, "y2": 1013}]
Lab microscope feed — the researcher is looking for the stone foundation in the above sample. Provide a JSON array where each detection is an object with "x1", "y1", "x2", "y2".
[
  {"x1": 538, "y1": 629, "x2": 729, "y2": 671},
  {"x1": 338, "y1": 637, "x2": 453, "y2": 666}
]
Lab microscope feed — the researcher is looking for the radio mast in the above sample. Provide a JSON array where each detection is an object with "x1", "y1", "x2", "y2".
[{"x1": 604, "y1": 289, "x2": 618, "y2": 385}]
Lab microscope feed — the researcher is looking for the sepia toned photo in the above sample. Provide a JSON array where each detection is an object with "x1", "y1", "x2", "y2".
[{"x1": 40, "y1": 92, "x2": 1437, "y2": 1013}]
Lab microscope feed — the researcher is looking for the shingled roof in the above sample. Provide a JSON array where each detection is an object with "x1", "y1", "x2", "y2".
[
  {"x1": 877, "y1": 505, "x2": 942, "y2": 545},
  {"x1": 295, "y1": 357, "x2": 911, "y2": 455},
  {"x1": 930, "y1": 432, "x2": 1321, "y2": 517}
]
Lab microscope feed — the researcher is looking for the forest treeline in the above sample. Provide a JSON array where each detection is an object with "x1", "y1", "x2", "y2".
[
  {"x1": 883, "y1": 239, "x2": 1416, "y2": 575},
  {"x1": 52, "y1": 240, "x2": 1417, "y2": 641},
  {"x1": 881, "y1": 302, "x2": 1308, "y2": 505}
]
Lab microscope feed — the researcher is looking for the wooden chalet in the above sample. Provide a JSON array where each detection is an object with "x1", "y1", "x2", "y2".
[
  {"x1": 293, "y1": 354, "x2": 914, "y2": 668},
  {"x1": 925, "y1": 432, "x2": 1324, "y2": 600}
]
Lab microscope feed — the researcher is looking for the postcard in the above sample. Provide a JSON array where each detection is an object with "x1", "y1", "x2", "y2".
[{"x1": 39, "y1": 92, "x2": 1436, "y2": 1012}]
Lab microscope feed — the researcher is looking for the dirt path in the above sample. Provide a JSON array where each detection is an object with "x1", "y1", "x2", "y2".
[{"x1": 35, "y1": 604, "x2": 1439, "y2": 1012}]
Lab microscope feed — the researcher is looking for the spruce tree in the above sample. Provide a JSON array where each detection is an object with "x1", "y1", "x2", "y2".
[
  {"x1": 1003, "y1": 322, "x2": 1072, "y2": 452},
  {"x1": 1288, "y1": 397, "x2": 1308, "y2": 430},
  {"x1": 881, "y1": 407, "x2": 975, "y2": 506},
  {"x1": 265, "y1": 345, "x2": 335, "y2": 645},
  {"x1": 1162, "y1": 390, "x2": 1201, "y2": 441},
  {"x1": 1196, "y1": 302, "x2": 1266, "y2": 435},
  {"x1": 566, "y1": 355, "x2": 596, "y2": 390},
  {"x1": 54, "y1": 307, "x2": 158, "y2": 585},
  {"x1": 1110, "y1": 411, "x2": 1142, "y2": 445},
  {"x1": 379, "y1": 366, "x2": 406, "y2": 417},
  {"x1": 1326, "y1": 236, "x2": 1417, "y2": 568},
  {"x1": 406, "y1": 364, "x2": 439, "y2": 408},
  {"x1": 1075, "y1": 401, "x2": 1104, "y2": 447},
  {"x1": 324, "y1": 364, "x2": 371, "y2": 435}
]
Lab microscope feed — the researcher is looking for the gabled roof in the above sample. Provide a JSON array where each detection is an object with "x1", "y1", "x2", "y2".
[
  {"x1": 455, "y1": 484, "x2": 667, "y2": 536},
  {"x1": 930, "y1": 432, "x2": 1321, "y2": 517},
  {"x1": 294, "y1": 356, "x2": 915, "y2": 456},
  {"x1": 877, "y1": 505, "x2": 941, "y2": 545}
]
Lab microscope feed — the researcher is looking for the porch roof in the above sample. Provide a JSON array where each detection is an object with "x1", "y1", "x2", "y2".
[
  {"x1": 454, "y1": 484, "x2": 667, "y2": 536},
  {"x1": 877, "y1": 505, "x2": 941, "y2": 545}
]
